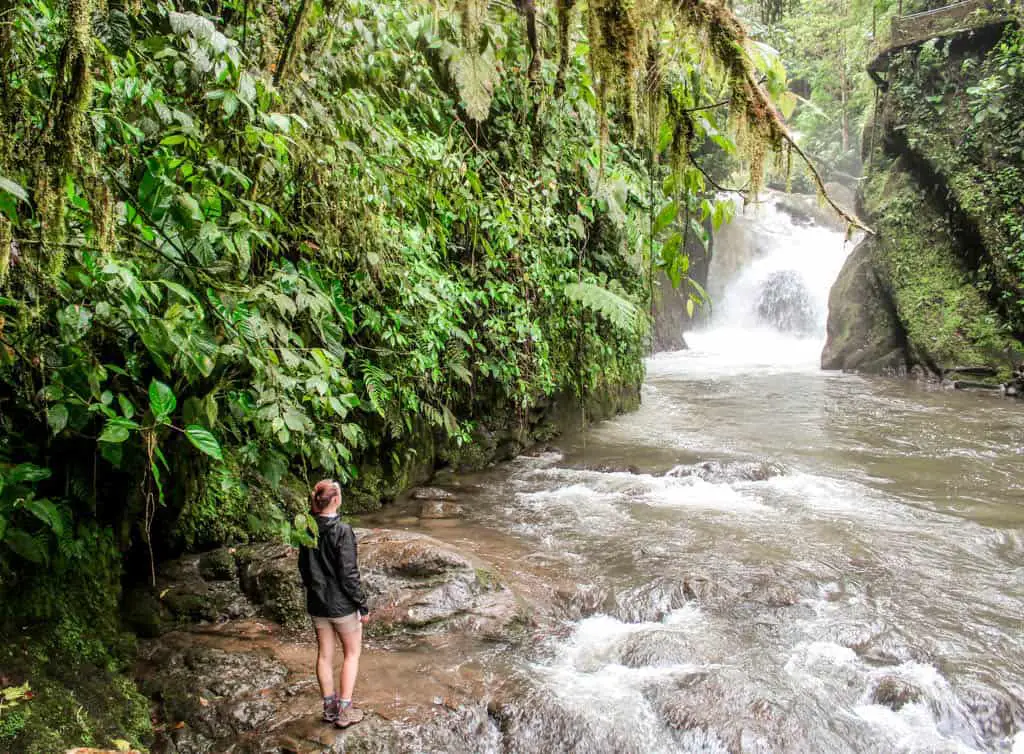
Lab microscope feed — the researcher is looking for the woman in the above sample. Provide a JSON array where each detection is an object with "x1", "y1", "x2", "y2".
[{"x1": 298, "y1": 479, "x2": 369, "y2": 728}]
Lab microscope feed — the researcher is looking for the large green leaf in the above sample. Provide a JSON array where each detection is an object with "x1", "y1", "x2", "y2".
[
  {"x1": 8, "y1": 464, "x2": 51, "y2": 484},
  {"x1": 98, "y1": 415, "x2": 138, "y2": 444},
  {"x1": 23, "y1": 498, "x2": 65, "y2": 537},
  {"x1": 149, "y1": 379, "x2": 177, "y2": 422},
  {"x1": 184, "y1": 425, "x2": 223, "y2": 460},
  {"x1": 653, "y1": 201, "x2": 678, "y2": 235},
  {"x1": 47, "y1": 404, "x2": 69, "y2": 435},
  {"x1": 0, "y1": 176, "x2": 29, "y2": 202},
  {"x1": 99, "y1": 418, "x2": 132, "y2": 443},
  {"x1": 4, "y1": 529, "x2": 47, "y2": 563}
]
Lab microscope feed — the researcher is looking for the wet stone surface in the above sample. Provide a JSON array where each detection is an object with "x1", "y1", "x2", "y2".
[{"x1": 132, "y1": 527, "x2": 526, "y2": 754}]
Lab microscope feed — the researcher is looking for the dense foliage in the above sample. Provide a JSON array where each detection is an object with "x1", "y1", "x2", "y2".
[
  {"x1": 0, "y1": 0, "x2": 812, "y2": 747},
  {"x1": 884, "y1": 22, "x2": 1024, "y2": 337},
  {"x1": 754, "y1": 0, "x2": 887, "y2": 178}
]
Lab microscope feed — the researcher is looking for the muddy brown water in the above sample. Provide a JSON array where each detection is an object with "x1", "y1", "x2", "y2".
[{"x1": 355, "y1": 350, "x2": 1024, "y2": 753}]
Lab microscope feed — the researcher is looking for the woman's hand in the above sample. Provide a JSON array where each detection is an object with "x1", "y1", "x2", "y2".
[{"x1": 359, "y1": 613, "x2": 369, "y2": 625}]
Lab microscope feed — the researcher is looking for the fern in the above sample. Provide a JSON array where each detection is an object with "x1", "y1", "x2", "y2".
[
  {"x1": 564, "y1": 281, "x2": 645, "y2": 334},
  {"x1": 359, "y1": 361, "x2": 393, "y2": 418}
]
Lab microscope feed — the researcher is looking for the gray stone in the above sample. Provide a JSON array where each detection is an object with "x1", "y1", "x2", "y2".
[
  {"x1": 409, "y1": 486, "x2": 458, "y2": 501},
  {"x1": 141, "y1": 645, "x2": 289, "y2": 747},
  {"x1": 870, "y1": 676, "x2": 921, "y2": 710},
  {"x1": 822, "y1": 236, "x2": 909, "y2": 374},
  {"x1": 358, "y1": 530, "x2": 520, "y2": 636},
  {"x1": 236, "y1": 542, "x2": 306, "y2": 630},
  {"x1": 419, "y1": 499, "x2": 465, "y2": 519}
]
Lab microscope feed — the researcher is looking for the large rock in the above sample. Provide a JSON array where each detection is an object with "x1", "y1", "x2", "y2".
[
  {"x1": 358, "y1": 530, "x2": 522, "y2": 636},
  {"x1": 139, "y1": 644, "x2": 289, "y2": 752},
  {"x1": 122, "y1": 544, "x2": 306, "y2": 637},
  {"x1": 822, "y1": 236, "x2": 909, "y2": 374},
  {"x1": 123, "y1": 553, "x2": 254, "y2": 638},
  {"x1": 831, "y1": 33, "x2": 1024, "y2": 379},
  {"x1": 236, "y1": 543, "x2": 306, "y2": 631}
]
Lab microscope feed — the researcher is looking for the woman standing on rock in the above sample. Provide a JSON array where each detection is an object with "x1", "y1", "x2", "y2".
[{"x1": 298, "y1": 479, "x2": 370, "y2": 728}]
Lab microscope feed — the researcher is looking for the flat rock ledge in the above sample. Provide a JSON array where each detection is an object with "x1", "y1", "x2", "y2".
[{"x1": 130, "y1": 529, "x2": 526, "y2": 754}]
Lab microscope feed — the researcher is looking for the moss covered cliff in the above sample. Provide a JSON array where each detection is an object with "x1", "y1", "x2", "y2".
[{"x1": 824, "y1": 19, "x2": 1024, "y2": 378}]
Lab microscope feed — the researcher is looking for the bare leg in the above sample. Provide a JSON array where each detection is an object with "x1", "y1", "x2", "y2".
[
  {"x1": 314, "y1": 623, "x2": 336, "y2": 698},
  {"x1": 337, "y1": 623, "x2": 362, "y2": 701}
]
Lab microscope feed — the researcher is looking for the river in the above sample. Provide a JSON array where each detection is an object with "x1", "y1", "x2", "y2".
[{"x1": 369, "y1": 197, "x2": 1024, "y2": 753}]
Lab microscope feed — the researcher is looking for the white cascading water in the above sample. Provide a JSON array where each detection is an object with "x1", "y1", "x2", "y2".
[{"x1": 683, "y1": 193, "x2": 857, "y2": 372}]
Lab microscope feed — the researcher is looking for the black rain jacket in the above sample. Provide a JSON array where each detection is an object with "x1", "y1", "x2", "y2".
[{"x1": 298, "y1": 515, "x2": 368, "y2": 617}]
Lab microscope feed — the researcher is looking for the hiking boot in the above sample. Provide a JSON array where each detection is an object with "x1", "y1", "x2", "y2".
[
  {"x1": 322, "y1": 697, "x2": 339, "y2": 723},
  {"x1": 334, "y1": 703, "x2": 365, "y2": 728}
]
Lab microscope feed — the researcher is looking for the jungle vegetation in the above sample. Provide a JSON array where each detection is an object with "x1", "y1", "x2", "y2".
[{"x1": 0, "y1": 0, "x2": 858, "y2": 748}]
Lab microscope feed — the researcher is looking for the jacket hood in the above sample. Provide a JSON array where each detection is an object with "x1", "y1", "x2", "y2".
[{"x1": 315, "y1": 514, "x2": 341, "y2": 533}]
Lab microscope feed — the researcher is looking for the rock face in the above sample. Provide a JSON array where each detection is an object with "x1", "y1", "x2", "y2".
[
  {"x1": 651, "y1": 218, "x2": 714, "y2": 352},
  {"x1": 822, "y1": 236, "x2": 909, "y2": 374},
  {"x1": 823, "y1": 27, "x2": 1023, "y2": 378}
]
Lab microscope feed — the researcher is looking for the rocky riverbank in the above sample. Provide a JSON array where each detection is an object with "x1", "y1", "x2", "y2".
[{"x1": 125, "y1": 484, "x2": 546, "y2": 754}]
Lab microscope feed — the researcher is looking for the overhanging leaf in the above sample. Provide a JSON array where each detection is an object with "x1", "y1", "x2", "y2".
[
  {"x1": 653, "y1": 201, "x2": 678, "y2": 235},
  {"x1": 451, "y1": 51, "x2": 498, "y2": 122},
  {"x1": 99, "y1": 417, "x2": 137, "y2": 443},
  {"x1": 47, "y1": 405, "x2": 69, "y2": 435},
  {"x1": 149, "y1": 379, "x2": 177, "y2": 422},
  {"x1": 0, "y1": 176, "x2": 29, "y2": 203},
  {"x1": 184, "y1": 425, "x2": 223, "y2": 460},
  {"x1": 564, "y1": 282, "x2": 644, "y2": 334},
  {"x1": 23, "y1": 498, "x2": 64, "y2": 537},
  {"x1": 4, "y1": 528, "x2": 47, "y2": 563}
]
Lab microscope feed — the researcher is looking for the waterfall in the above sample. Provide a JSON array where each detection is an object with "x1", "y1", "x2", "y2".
[{"x1": 684, "y1": 191, "x2": 857, "y2": 370}]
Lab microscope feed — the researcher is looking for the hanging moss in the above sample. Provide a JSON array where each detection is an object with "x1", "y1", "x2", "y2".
[
  {"x1": 0, "y1": 216, "x2": 11, "y2": 286},
  {"x1": 554, "y1": 0, "x2": 577, "y2": 96},
  {"x1": 35, "y1": 167, "x2": 66, "y2": 261},
  {"x1": 47, "y1": 0, "x2": 94, "y2": 166}
]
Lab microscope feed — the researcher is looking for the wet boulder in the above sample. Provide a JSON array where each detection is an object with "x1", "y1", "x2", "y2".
[
  {"x1": 668, "y1": 460, "x2": 786, "y2": 484},
  {"x1": 822, "y1": 236, "x2": 909, "y2": 374},
  {"x1": 419, "y1": 499, "x2": 465, "y2": 519},
  {"x1": 358, "y1": 530, "x2": 521, "y2": 636},
  {"x1": 236, "y1": 543, "x2": 306, "y2": 631},
  {"x1": 409, "y1": 486, "x2": 458, "y2": 501},
  {"x1": 870, "y1": 675, "x2": 921, "y2": 710}
]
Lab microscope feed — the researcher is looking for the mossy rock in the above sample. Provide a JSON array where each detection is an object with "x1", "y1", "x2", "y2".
[
  {"x1": 822, "y1": 236, "x2": 909, "y2": 374},
  {"x1": 236, "y1": 543, "x2": 306, "y2": 631},
  {"x1": 198, "y1": 548, "x2": 238, "y2": 582},
  {"x1": 0, "y1": 637, "x2": 152, "y2": 754},
  {"x1": 121, "y1": 587, "x2": 173, "y2": 638}
]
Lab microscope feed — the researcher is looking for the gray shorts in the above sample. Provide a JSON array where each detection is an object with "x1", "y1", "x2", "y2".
[{"x1": 311, "y1": 612, "x2": 361, "y2": 634}]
